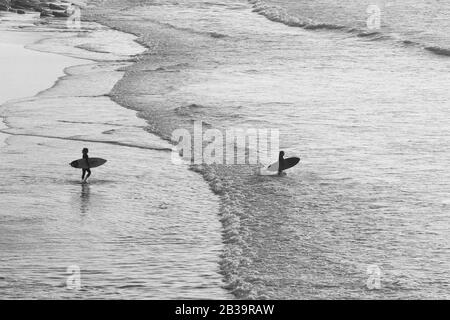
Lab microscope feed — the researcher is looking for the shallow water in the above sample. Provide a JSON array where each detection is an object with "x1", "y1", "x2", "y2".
[
  {"x1": 87, "y1": 0, "x2": 450, "y2": 299},
  {"x1": 0, "y1": 13, "x2": 230, "y2": 299}
]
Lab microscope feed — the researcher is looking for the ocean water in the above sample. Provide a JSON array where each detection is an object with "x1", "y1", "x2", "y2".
[
  {"x1": 256, "y1": 0, "x2": 450, "y2": 53},
  {"x1": 86, "y1": 0, "x2": 450, "y2": 299},
  {"x1": 0, "y1": 13, "x2": 229, "y2": 299}
]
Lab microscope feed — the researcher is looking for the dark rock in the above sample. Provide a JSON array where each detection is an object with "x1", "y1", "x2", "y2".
[
  {"x1": 48, "y1": 3, "x2": 67, "y2": 11},
  {"x1": 0, "y1": 0, "x2": 10, "y2": 9},
  {"x1": 2, "y1": 0, "x2": 78, "y2": 17},
  {"x1": 39, "y1": 8, "x2": 52, "y2": 17},
  {"x1": 52, "y1": 9, "x2": 69, "y2": 18},
  {"x1": 10, "y1": 0, "x2": 41, "y2": 11},
  {"x1": 0, "y1": 0, "x2": 10, "y2": 10}
]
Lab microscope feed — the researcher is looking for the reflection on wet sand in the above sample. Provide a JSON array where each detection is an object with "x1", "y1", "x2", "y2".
[
  {"x1": 0, "y1": 15, "x2": 228, "y2": 299},
  {"x1": 80, "y1": 182, "x2": 90, "y2": 215}
]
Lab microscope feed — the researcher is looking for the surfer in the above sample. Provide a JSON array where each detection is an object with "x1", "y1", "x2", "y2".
[
  {"x1": 265, "y1": 151, "x2": 299, "y2": 175},
  {"x1": 278, "y1": 151, "x2": 286, "y2": 176},
  {"x1": 81, "y1": 148, "x2": 91, "y2": 183}
]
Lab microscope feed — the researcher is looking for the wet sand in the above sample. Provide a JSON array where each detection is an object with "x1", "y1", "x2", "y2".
[
  {"x1": 0, "y1": 14, "x2": 230, "y2": 299},
  {"x1": 0, "y1": 31, "x2": 78, "y2": 105}
]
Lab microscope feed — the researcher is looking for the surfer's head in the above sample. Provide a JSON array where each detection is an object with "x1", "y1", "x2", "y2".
[
  {"x1": 82, "y1": 148, "x2": 89, "y2": 154},
  {"x1": 280, "y1": 151, "x2": 285, "y2": 157}
]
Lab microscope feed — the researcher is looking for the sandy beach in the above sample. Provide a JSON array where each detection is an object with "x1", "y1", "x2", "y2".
[
  {"x1": 0, "y1": 12, "x2": 229, "y2": 299},
  {"x1": 1, "y1": 0, "x2": 449, "y2": 301}
]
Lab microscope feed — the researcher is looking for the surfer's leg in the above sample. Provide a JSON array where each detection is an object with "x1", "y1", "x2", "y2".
[
  {"x1": 82, "y1": 169, "x2": 86, "y2": 180},
  {"x1": 85, "y1": 169, "x2": 91, "y2": 180}
]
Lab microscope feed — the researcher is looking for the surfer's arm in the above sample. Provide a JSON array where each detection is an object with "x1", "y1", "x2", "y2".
[{"x1": 83, "y1": 155, "x2": 90, "y2": 168}]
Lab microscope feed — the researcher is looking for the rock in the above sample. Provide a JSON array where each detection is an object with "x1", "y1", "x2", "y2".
[
  {"x1": 51, "y1": 9, "x2": 69, "y2": 17},
  {"x1": 38, "y1": 2, "x2": 50, "y2": 8},
  {"x1": 2, "y1": 0, "x2": 80, "y2": 17},
  {"x1": 48, "y1": 3, "x2": 67, "y2": 10},
  {"x1": 0, "y1": 0, "x2": 10, "y2": 10},
  {"x1": 39, "y1": 8, "x2": 52, "y2": 17},
  {"x1": 10, "y1": 0, "x2": 40, "y2": 11}
]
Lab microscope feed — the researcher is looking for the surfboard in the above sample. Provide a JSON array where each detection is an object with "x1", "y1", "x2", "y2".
[
  {"x1": 70, "y1": 158, "x2": 107, "y2": 169},
  {"x1": 267, "y1": 157, "x2": 300, "y2": 172}
]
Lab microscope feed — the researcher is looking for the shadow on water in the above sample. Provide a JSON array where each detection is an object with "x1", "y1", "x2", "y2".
[{"x1": 67, "y1": 178, "x2": 116, "y2": 215}]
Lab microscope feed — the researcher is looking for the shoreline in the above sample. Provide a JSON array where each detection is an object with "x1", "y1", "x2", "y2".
[
  {"x1": 4, "y1": 1, "x2": 448, "y2": 300},
  {"x1": 0, "y1": 14, "x2": 230, "y2": 299},
  {"x1": 0, "y1": 23, "x2": 82, "y2": 157},
  {"x1": 83, "y1": 1, "x2": 450, "y2": 300},
  {"x1": 83, "y1": 0, "x2": 301, "y2": 299},
  {"x1": 0, "y1": 29, "x2": 80, "y2": 105},
  {"x1": 83, "y1": 0, "x2": 285, "y2": 299}
]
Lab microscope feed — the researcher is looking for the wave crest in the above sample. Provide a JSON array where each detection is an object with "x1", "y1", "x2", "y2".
[
  {"x1": 248, "y1": 0, "x2": 345, "y2": 31},
  {"x1": 248, "y1": 0, "x2": 450, "y2": 59},
  {"x1": 425, "y1": 46, "x2": 450, "y2": 57}
]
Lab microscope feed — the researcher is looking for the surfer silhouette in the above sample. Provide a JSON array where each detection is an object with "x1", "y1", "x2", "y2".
[
  {"x1": 82, "y1": 148, "x2": 91, "y2": 183},
  {"x1": 278, "y1": 151, "x2": 286, "y2": 176},
  {"x1": 264, "y1": 151, "x2": 300, "y2": 175}
]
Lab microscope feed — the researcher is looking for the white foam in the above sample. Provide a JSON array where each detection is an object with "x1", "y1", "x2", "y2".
[
  {"x1": 0, "y1": 14, "x2": 229, "y2": 299},
  {"x1": 29, "y1": 22, "x2": 146, "y2": 61}
]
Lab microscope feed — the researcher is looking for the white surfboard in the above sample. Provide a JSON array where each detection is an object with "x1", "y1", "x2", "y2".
[{"x1": 267, "y1": 157, "x2": 300, "y2": 172}]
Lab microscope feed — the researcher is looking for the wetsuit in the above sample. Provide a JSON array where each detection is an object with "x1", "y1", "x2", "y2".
[
  {"x1": 278, "y1": 151, "x2": 286, "y2": 176},
  {"x1": 82, "y1": 153, "x2": 91, "y2": 181}
]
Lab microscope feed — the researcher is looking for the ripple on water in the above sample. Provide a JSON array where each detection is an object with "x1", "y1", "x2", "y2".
[{"x1": 0, "y1": 16, "x2": 230, "y2": 299}]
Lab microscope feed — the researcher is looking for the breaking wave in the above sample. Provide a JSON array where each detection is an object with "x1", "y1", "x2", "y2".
[
  {"x1": 247, "y1": 0, "x2": 450, "y2": 59},
  {"x1": 425, "y1": 46, "x2": 450, "y2": 57}
]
